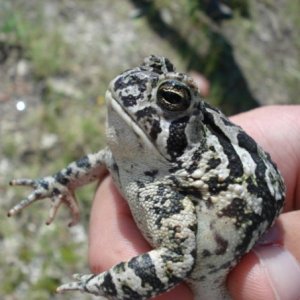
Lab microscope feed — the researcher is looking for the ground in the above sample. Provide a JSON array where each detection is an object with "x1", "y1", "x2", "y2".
[{"x1": 0, "y1": 1, "x2": 299, "y2": 299}]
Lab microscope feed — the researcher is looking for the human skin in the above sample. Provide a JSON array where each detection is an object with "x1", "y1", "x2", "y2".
[{"x1": 88, "y1": 106, "x2": 300, "y2": 300}]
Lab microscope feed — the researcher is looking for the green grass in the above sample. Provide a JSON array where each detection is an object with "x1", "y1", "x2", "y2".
[
  {"x1": 0, "y1": 4, "x2": 71, "y2": 79},
  {"x1": 0, "y1": 5, "x2": 105, "y2": 298}
]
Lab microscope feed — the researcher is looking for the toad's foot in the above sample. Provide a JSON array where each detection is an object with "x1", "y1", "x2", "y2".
[
  {"x1": 8, "y1": 177, "x2": 80, "y2": 226},
  {"x1": 57, "y1": 274, "x2": 109, "y2": 299},
  {"x1": 57, "y1": 274, "x2": 96, "y2": 294}
]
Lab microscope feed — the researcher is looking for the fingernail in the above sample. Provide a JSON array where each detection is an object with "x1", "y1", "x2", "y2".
[{"x1": 254, "y1": 244, "x2": 300, "y2": 300}]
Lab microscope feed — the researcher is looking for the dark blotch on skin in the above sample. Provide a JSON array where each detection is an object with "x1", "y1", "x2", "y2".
[
  {"x1": 207, "y1": 176, "x2": 229, "y2": 195},
  {"x1": 52, "y1": 187, "x2": 61, "y2": 196},
  {"x1": 66, "y1": 167, "x2": 73, "y2": 176},
  {"x1": 102, "y1": 272, "x2": 117, "y2": 296},
  {"x1": 203, "y1": 111, "x2": 244, "y2": 178},
  {"x1": 144, "y1": 170, "x2": 159, "y2": 177},
  {"x1": 241, "y1": 131, "x2": 285, "y2": 223},
  {"x1": 39, "y1": 179, "x2": 49, "y2": 190},
  {"x1": 114, "y1": 75, "x2": 128, "y2": 91},
  {"x1": 237, "y1": 131, "x2": 258, "y2": 154},
  {"x1": 149, "y1": 119, "x2": 162, "y2": 140},
  {"x1": 54, "y1": 172, "x2": 69, "y2": 185},
  {"x1": 76, "y1": 155, "x2": 91, "y2": 169},
  {"x1": 221, "y1": 116, "x2": 235, "y2": 127},
  {"x1": 122, "y1": 285, "x2": 143, "y2": 299},
  {"x1": 115, "y1": 71, "x2": 147, "y2": 92},
  {"x1": 187, "y1": 188, "x2": 203, "y2": 199},
  {"x1": 85, "y1": 274, "x2": 97, "y2": 284},
  {"x1": 208, "y1": 261, "x2": 232, "y2": 275},
  {"x1": 207, "y1": 157, "x2": 221, "y2": 170},
  {"x1": 153, "y1": 196, "x2": 184, "y2": 226},
  {"x1": 146, "y1": 184, "x2": 185, "y2": 226},
  {"x1": 180, "y1": 185, "x2": 203, "y2": 200},
  {"x1": 114, "y1": 262, "x2": 126, "y2": 273},
  {"x1": 134, "y1": 106, "x2": 162, "y2": 141},
  {"x1": 240, "y1": 133, "x2": 283, "y2": 212},
  {"x1": 214, "y1": 233, "x2": 228, "y2": 255},
  {"x1": 203, "y1": 101, "x2": 220, "y2": 114},
  {"x1": 136, "y1": 180, "x2": 145, "y2": 188},
  {"x1": 128, "y1": 254, "x2": 165, "y2": 292},
  {"x1": 185, "y1": 149, "x2": 204, "y2": 173},
  {"x1": 114, "y1": 71, "x2": 148, "y2": 107},
  {"x1": 232, "y1": 177, "x2": 281, "y2": 256},
  {"x1": 164, "y1": 57, "x2": 175, "y2": 72},
  {"x1": 221, "y1": 198, "x2": 246, "y2": 218},
  {"x1": 136, "y1": 107, "x2": 157, "y2": 120},
  {"x1": 202, "y1": 249, "x2": 211, "y2": 257},
  {"x1": 151, "y1": 76, "x2": 159, "y2": 88},
  {"x1": 220, "y1": 197, "x2": 247, "y2": 227},
  {"x1": 121, "y1": 94, "x2": 138, "y2": 107},
  {"x1": 167, "y1": 116, "x2": 189, "y2": 160},
  {"x1": 112, "y1": 163, "x2": 120, "y2": 180},
  {"x1": 188, "y1": 223, "x2": 198, "y2": 234},
  {"x1": 246, "y1": 177, "x2": 283, "y2": 224},
  {"x1": 112, "y1": 163, "x2": 119, "y2": 173},
  {"x1": 143, "y1": 55, "x2": 175, "y2": 74},
  {"x1": 192, "y1": 149, "x2": 203, "y2": 161},
  {"x1": 206, "y1": 197, "x2": 214, "y2": 208}
]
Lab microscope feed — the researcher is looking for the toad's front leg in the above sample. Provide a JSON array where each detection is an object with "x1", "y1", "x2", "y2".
[
  {"x1": 8, "y1": 149, "x2": 112, "y2": 226},
  {"x1": 57, "y1": 196, "x2": 197, "y2": 299}
]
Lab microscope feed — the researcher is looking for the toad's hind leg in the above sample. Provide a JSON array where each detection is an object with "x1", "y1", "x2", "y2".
[
  {"x1": 57, "y1": 247, "x2": 195, "y2": 299},
  {"x1": 58, "y1": 195, "x2": 197, "y2": 299}
]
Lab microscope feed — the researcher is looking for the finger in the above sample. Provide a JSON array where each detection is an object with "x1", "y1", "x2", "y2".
[
  {"x1": 276, "y1": 211, "x2": 300, "y2": 262},
  {"x1": 88, "y1": 176, "x2": 193, "y2": 299},
  {"x1": 228, "y1": 211, "x2": 300, "y2": 300}
]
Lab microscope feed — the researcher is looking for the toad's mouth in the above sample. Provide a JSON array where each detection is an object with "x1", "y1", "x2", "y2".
[{"x1": 105, "y1": 90, "x2": 166, "y2": 160}]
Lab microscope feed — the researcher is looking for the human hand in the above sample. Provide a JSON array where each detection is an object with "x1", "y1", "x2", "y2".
[{"x1": 88, "y1": 105, "x2": 300, "y2": 300}]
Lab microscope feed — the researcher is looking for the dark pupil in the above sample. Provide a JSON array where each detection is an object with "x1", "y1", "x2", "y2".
[
  {"x1": 161, "y1": 90, "x2": 183, "y2": 105},
  {"x1": 158, "y1": 82, "x2": 191, "y2": 111}
]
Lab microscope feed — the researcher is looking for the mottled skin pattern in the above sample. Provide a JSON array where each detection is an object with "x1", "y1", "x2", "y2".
[{"x1": 9, "y1": 55, "x2": 285, "y2": 299}]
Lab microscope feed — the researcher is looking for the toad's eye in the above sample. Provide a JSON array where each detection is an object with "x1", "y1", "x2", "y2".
[{"x1": 157, "y1": 80, "x2": 191, "y2": 112}]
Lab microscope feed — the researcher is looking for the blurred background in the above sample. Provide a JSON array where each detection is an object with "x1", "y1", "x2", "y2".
[{"x1": 0, "y1": 1, "x2": 299, "y2": 299}]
